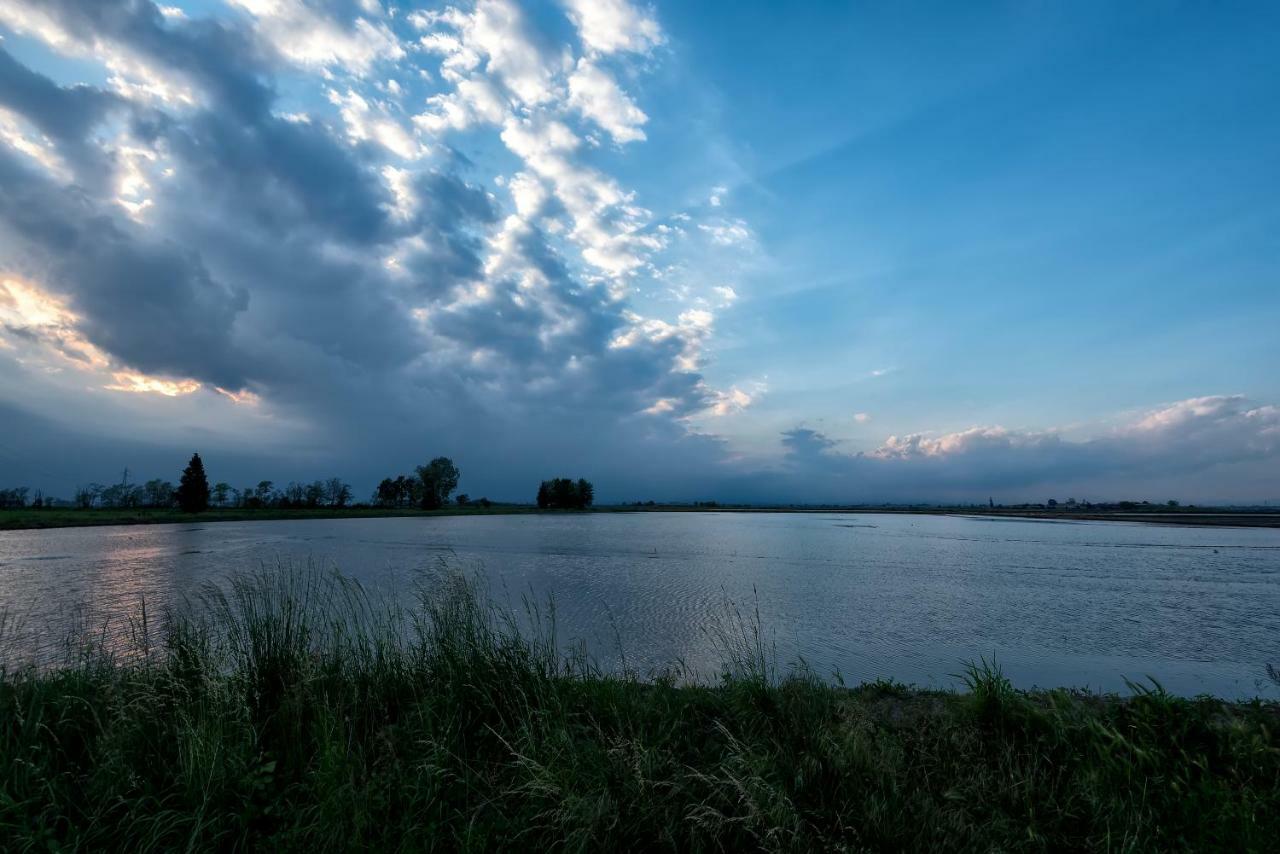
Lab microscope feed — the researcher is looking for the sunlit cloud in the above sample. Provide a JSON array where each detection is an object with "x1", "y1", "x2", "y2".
[{"x1": 104, "y1": 371, "x2": 201, "y2": 397}]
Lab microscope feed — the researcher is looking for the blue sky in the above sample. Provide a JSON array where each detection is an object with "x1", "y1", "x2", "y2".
[{"x1": 0, "y1": 0, "x2": 1277, "y2": 503}]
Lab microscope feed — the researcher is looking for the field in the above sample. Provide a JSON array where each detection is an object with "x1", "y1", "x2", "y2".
[
  {"x1": 4, "y1": 503, "x2": 1280, "y2": 531},
  {"x1": 2, "y1": 567, "x2": 1277, "y2": 851}
]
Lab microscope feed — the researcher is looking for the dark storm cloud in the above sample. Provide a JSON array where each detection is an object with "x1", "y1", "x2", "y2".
[
  {"x1": 24, "y1": 0, "x2": 274, "y2": 116},
  {"x1": 0, "y1": 149, "x2": 250, "y2": 388},
  {"x1": 0, "y1": 47, "x2": 120, "y2": 144}
]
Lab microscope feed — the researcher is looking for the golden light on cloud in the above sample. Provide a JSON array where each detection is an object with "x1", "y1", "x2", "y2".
[
  {"x1": 0, "y1": 277, "x2": 110, "y2": 368},
  {"x1": 0, "y1": 277, "x2": 75, "y2": 328},
  {"x1": 105, "y1": 371, "x2": 202, "y2": 397},
  {"x1": 215, "y1": 386, "x2": 262, "y2": 406},
  {"x1": 3, "y1": 277, "x2": 211, "y2": 399}
]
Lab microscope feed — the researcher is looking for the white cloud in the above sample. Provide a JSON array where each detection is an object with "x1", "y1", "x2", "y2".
[
  {"x1": 853, "y1": 412, "x2": 871, "y2": 423},
  {"x1": 227, "y1": 0, "x2": 404, "y2": 73},
  {"x1": 0, "y1": 2, "x2": 198, "y2": 106},
  {"x1": 0, "y1": 108, "x2": 71, "y2": 182},
  {"x1": 698, "y1": 218, "x2": 751, "y2": 246},
  {"x1": 712, "y1": 285, "x2": 738, "y2": 306},
  {"x1": 380, "y1": 165, "x2": 417, "y2": 220},
  {"x1": 328, "y1": 88, "x2": 424, "y2": 159},
  {"x1": 560, "y1": 0, "x2": 663, "y2": 55},
  {"x1": 567, "y1": 59, "x2": 648, "y2": 143},
  {"x1": 709, "y1": 185, "x2": 726, "y2": 206},
  {"x1": 415, "y1": 77, "x2": 508, "y2": 134},
  {"x1": 419, "y1": 0, "x2": 564, "y2": 106}
]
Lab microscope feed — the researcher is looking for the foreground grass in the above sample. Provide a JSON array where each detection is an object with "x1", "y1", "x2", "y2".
[{"x1": 1, "y1": 569, "x2": 1277, "y2": 852}]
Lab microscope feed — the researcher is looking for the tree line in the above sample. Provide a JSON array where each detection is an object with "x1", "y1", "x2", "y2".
[
  {"x1": 373, "y1": 457, "x2": 466, "y2": 510},
  {"x1": 3, "y1": 453, "x2": 597, "y2": 514}
]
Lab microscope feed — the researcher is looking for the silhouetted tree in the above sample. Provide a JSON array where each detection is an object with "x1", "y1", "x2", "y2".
[
  {"x1": 0, "y1": 487, "x2": 29, "y2": 509},
  {"x1": 304, "y1": 481, "x2": 326, "y2": 508},
  {"x1": 143, "y1": 479, "x2": 175, "y2": 508},
  {"x1": 176, "y1": 453, "x2": 210, "y2": 513},
  {"x1": 375, "y1": 478, "x2": 398, "y2": 507},
  {"x1": 416, "y1": 457, "x2": 460, "y2": 510},
  {"x1": 537, "y1": 477, "x2": 595, "y2": 509},
  {"x1": 325, "y1": 477, "x2": 352, "y2": 508},
  {"x1": 395, "y1": 475, "x2": 415, "y2": 507},
  {"x1": 455, "y1": 494, "x2": 470, "y2": 506},
  {"x1": 212, "y1": 482, "x2": 231, "y2": 508}
]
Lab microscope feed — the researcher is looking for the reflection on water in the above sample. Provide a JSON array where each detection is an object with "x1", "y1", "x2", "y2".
[{"x1": 1, "y1": 512, "x2": 1278, "y2": 697}]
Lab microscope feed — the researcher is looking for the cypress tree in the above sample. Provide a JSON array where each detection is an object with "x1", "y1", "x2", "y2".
[{"x1": 177, "y1": 452, "x2": 210, "y2": 513}]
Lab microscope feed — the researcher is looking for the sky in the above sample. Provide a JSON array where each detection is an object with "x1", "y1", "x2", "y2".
[{"x1": 0, "y1": 0, "x2": 1278, "y2": 505}]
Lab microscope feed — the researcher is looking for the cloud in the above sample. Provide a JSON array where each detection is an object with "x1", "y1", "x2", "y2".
[
  {"x1": 0, "y1": 0, "x2": 751, "y2": 501},
  {"x1": 756, "y1": 396, "x2": 1280, "y2": 503},
  {"x1": 853, "y1": 412, "x2": 871, "y2": 423},
  {"x1": 226, "y1": 0, "x2": 404, "y2": 73},
  {"x1": 712, "y1": 285, "x2": 738, "y2": 306},
  {"x1": 567, "y1": 59, "x2": 648, "y2": 143},
  {"x1": 698, "y1": 218, "x2": 752, "y2": 247},
  {"x1": 560, "y1": 0, "x2": 663, "y2": 56}
]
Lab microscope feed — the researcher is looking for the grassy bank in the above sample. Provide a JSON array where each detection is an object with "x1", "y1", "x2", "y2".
[
  {"x1": 5, "y1": 504, "x2": 1280, "y2": 531},
  {"x1": 2, "y1": 569, "x2": 1276, "y2": 851}
]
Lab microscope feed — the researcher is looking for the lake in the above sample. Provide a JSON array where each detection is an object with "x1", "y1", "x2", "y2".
[{"x1": 2, "y1": 512, "x2": 1278, "y2": 697}]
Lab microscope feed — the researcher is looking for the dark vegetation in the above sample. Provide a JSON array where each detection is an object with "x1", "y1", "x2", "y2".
[
  {"x1": 536, "y1": 477, "x2": 595, "y2": 509},
  {"x1": 0, "y1": 566, "x2": 1276, "y2": 851},
  {"x1": 374, "y1": 457, "x2": 463, "y2": 510},
  {"x1": 1, "y1": 453, "x2": 500, "y2": 523},
  {"x1": 176, "y1": 452, "x2": 210, "y2": 513}
]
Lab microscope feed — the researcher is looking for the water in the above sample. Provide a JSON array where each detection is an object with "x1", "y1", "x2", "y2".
[{"x1": 1, "y1": 512, "x2": 1278, "y2": 697}]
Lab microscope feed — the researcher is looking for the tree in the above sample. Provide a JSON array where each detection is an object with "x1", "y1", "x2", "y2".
[
  {"x1": 395, "y1": 475, "x2": 414, "y2": 507},
  {"x1": 537, "y1": 477, "x2": 595, "y2": 510},
  {"x1": 551, "y1": 478, "x2": 577, "y2": 509},
  {"x1": 176, "y1": 453, "x2": 210, "y2": 513},
  {"x1": 256, "y1": 481, "x2": 275, "y2": 504},
  {"x1": 304, "y1": 481, "x2": 325, "y2": 508},
  {"x1": 416, "y1": 457, "x2": 460, "y2": 510},
  {"x1": 143, "y1": 479, "x2": 175, "y2": 508},
  {"x1": 212, "y1": 482, "x2": 231, "y2": 508},
  {"x1": 455, "y1": 493, "x2": 470, "y2": 507},
  {"x1": 0, "y1": 487, "x2": 29, "y2": 509},
  {"x1": 375, "y1": 478, "x2": 398, "y2": 507},
  {"x1": 325, "y1": 477, "x2": 352, "y2": 508}
]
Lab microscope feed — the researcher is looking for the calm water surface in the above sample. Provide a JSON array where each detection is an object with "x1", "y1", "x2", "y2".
[{"x1": 2, "y1": 512, "x2": 1278, "y2": 697}]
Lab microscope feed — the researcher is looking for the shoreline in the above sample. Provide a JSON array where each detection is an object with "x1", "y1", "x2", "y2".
[
  {"x1": 4, "y1": 503, "x2": 1280, "y2": 531},
  {"x1": 2, "y1": 567, "x2": 1276, "y2": 850}
]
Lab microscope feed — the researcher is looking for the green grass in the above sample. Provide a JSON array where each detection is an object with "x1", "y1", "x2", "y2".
[{"x1": 1, "y1": 567, "x2": 1277, "y2": 852}]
